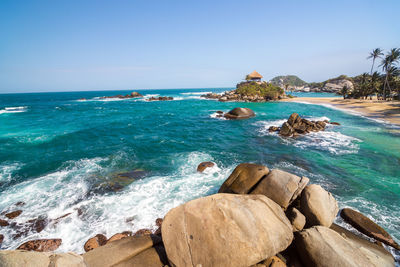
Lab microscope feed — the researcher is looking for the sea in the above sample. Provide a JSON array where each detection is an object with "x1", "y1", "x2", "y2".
[{"x1": 0, "y1": 88, "x2": 399, "y2": 260}]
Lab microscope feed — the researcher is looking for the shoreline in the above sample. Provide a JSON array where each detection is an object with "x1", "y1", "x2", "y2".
[{"x1": 281, "y1": 97, "x2": 400, "y2": 126}]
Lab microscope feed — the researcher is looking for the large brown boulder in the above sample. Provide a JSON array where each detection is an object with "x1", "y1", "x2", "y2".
[
  {"x1": 0, "y1": 251, "x2": 86, "y2": 267},
  {"x1": 162, "y1": 194, "x2": 293, "y2": 267},
  {"x1": 84, "y1": 234, "x2": 107, "y2": 252},
  {"x1": 340, "y1": 208, "x2": 400, "y2": 250},
  {"x1": 224, "y1": 107, "x2": 255, "y2": 119},
  {"x1": 197, "y1": 161, "x2": 215, "y2": 173},
  {"x1": 286, "y1": 207, "x2": 306, "y2": 232},
  {"x1": 83, "y1": 235, "x2": 161, "y2": 267},
  {"x1": 113, "y1": 244, "x2": 168, "y2": 267},
  {"x1": 250, "y1": 169, "x2": 309, "y2": 209},
  {"x1": 17, "y1": 239, "x2": 62, "y2": 252},
  {"x1": 300, "y1": 184, "x2": 338, "y2": 227},
  {"x1": 218, "y1": 163, "x2": 269, "y2": 194},
  {"x1": 295, "y1": 226, "x2": 394, "y2": 267}
]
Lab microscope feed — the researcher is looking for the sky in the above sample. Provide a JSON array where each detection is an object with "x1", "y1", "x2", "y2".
[{"x1": 0, "y1": 0, "x2": 399, "y2": 93}]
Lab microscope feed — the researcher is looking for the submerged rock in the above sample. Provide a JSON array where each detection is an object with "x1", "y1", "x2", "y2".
[
  {"x1": 162, "y1": 193, "x2": 293, "y2": 267},
  {"x1": 146, "y1": 96, "x2": 173, "y2": 101},
  {"x1": 300, "y1": 184, "x2": 338, "y2": 227},
  {"x1": 17, "y1": 239, "x2": 62, "y2": 252},
  {"x1": 218, "y1": 163, "x2": 269, "y2": 194},
  {"x1": 196, "y1": 161, "x2": 215, "y2": 172},
  {"x1": 224, "y1": 107, "x2": 255, "y2": 120},
  {"x1": 84, "y1": 234, "x2": 108, "y2": 252},
  {"x1": 5, "y1": 210, "x2": 22, "y2": 219},
  {"x1": 340, "y1": 208, "x2": 400, "y2": 250}
]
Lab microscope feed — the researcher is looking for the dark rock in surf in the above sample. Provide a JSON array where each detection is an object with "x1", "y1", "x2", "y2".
[
  {"x1": 146, "y1": 96, "x2": 174, "y2": 101},
  {"x1": 17, "y1": 239, "x2": 62, "y2": 252},
  {"x1": 0, "y1": 219, "x2": 9, "y2": 227},
  {"x1": 340, "y1": 208, "x2": 400, "y2": 250},
  {"x1": 224, "y1": 107, "x2": 255, "y2": 120},
  {"x1": 197, "y1": 162, "x2": 215, "y2": 173},
  {"x1": 5, "y1": 210, "x2": 22, "y2": 219}
]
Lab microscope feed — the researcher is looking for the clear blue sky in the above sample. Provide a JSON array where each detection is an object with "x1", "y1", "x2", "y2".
[{"x1": 0, "y1": 0, "x2": 399, "y2": 93}]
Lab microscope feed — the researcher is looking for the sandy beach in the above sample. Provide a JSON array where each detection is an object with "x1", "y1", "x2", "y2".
[{"x1": 282, "y1": 97, "x2": 400, "y2": 126}]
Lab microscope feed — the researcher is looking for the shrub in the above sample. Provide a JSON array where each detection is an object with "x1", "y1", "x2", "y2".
[{"x1": 236, "y1": 82, "x2": 284, "y2": 99}]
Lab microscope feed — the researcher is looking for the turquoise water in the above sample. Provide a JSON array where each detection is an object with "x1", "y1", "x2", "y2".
[{"x1": 0, "y1": 89, "x2": 399, "y2": 257}]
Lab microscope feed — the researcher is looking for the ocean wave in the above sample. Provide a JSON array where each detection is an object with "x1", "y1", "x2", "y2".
[
  {"x1": 0, "y1": 162, "x2": 23, "y2": 183},
  {"x1": 210, "y1": 111, "x2": 227, "y2": 120},
  {"x1": 0, "y1": 152, "x2": 233, "y2": 253},
  {"x1": 0, "y1": 106, "x2": 28, "y2": 114},
  {"x1": 180, "y1": 91, "x2": 211, "y2": 95}
]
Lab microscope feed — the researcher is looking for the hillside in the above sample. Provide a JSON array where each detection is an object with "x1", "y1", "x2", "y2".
[{"x1": 270, "y1": 75, "x2": 308, "y2": 87}]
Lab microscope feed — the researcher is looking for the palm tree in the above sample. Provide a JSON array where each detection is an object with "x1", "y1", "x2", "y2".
[
  {"x1": 367, "y1": 48, "x2": 383, "y2": 74},
  {"x1": 370, "y1": 71, "x2": 381, "y2": 99},
  {"x1": 380, "y1": 48, "x2": 400, "y2": 100}
]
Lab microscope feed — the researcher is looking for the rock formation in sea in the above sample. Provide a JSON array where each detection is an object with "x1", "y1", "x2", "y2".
[
  {"x1": 100, "y1": 91, "x2": 143, "y2": 99},
  {"x1": 0, "y1": 163, "x2": 397, "y2": 266},
  {"x1": 146, "y1": 96, "x2": 174, "y2": 101}
]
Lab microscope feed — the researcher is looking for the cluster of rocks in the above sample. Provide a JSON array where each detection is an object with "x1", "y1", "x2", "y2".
[
  {"x1": 1, "y1": 162, "x2": 398, "y2": 266},
  {"x1": 269, "y1": 113, "x2": 340, "y2": 137},
  {"x1": 146, "y1": 96, "x2": 174, "y2": 101},
  {"x1": 202, "y1": 89, "x2": 282, "y2": 102},
  {"x1": 214, "y1": 107, "x2": 255, "y2": 120},
  {"x1": 99, "y1": 91, "x2": 143, "y2": 100}
]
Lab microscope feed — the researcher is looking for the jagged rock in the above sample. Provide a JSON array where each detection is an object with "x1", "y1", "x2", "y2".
[
  {"x1": 162, "y1": 194, "x2": 293, "y2": 267},
  {"x1": 286, "y1": 207, "x2": 306, "y2": 232},
  {"x1": 0, "y1": 219, "x2": 9, "y2": 226},
  {"x1": 250, "y1": 169, "x2": 309, "y2": 209},
  {"x1": 279, "y1": 122, "x2": 294, "y2": 136},
  {"x1": 224, "y1": 107, "x2": 255, "y2": 119},
  {"x1": 340, "y1": 208, "x2": 400, "y2": 250},
  {"x1": 17, "y1": 239, "x2": 62, "y2": 252},
  {"x1": 300, "y1": 185, "x2": 338, "y2": 227},
  {"x1": 107, "y1": 231, "x2": 132, "y2": 244},
  {"x1": 218, "y1": 163, "x2": 269, "y2": 194},
  {"x1": 268, "y1": 126, "x2": 280, "y2": 132},
  {"x1": 130, "y1": 92, "x2": 143, "y2": 97},
  {"x1": 5, "y1": 210, "x2": 22, "y2": 219},
  {"x1": 146, "y1": 96, "x2": 173, "y2": 101},
  {"x1": 295, "y1": 226, "x2": 394, "y2": 267},
  {"x1": 84, "y1": 234, "x2": 107, "y2": 252},
  {"x1": 197, "y1": 162, "x2": 215, "y2": 172},
  {"x1": 83, "y1": 235, "x2": 162, "y2": 267}
]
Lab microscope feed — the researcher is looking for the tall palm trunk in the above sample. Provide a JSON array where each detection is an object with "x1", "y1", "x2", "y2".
[{"x1": 370, "y1": 59, "x2": 375, "y2": 75}]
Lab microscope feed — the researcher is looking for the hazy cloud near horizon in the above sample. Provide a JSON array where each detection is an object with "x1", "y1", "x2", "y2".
[{"x1": 0, "y1": 0, "x2": 399, "y2": 93}]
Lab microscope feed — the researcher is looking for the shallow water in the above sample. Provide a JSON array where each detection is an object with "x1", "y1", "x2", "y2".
[{"x1": 0, "y1": 89, "x2": 399, "y2": 259}]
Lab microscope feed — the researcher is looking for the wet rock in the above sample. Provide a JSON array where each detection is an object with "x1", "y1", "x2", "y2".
[
  {"x1": 130, "y1": 91, "x2": 143, "y2": 97},
  {"x1": 279, "y1": 122, "x2": 294, "y2": 136},
  {"x1": 216, "y1": 110, "x2": 224, "y2": 114},
  {"x1": 224, "y1": 107, "x2": 255, "y2": 119},
  {"x1": 330, "y1": 122, "x2": 341, "y2": 125},
  {"x1": 133, "y1": 229, "x2": 152, "y2": 237},
  {"x1": 5, "y1": 210, "x2": 22, "y2": 219},
  {"x1": 197, "y1": 161, "x2": 215, "y2": 172},
  {"x1": 94, "y1": 169, "x2": 148, "y2": 193},
  {"x1": 15, "y1": 201, "x2": 25, "y2": 206},
  {"x1": 218, "y1": 163, "x2": 269, "y2": 194},
  {"x1": 0, "y1": 234, "x2": 3, "y2": 245},
  {"x1": 84, "y1": 234, "x2": 108, "y2": 252},
  {"x1": 286, "y1": 207, "x2": 306, "y2": 232},
  {"x1": 268, "y1": 126, "x2": 280, "y2": 132},
  {"x1": 100, "y1": 92, "x2": 143, "y2": 99},
  {"x1": 0, "y1": 218, "x2": 9, "y2": 226},
  {"x1": 83, "y1": 235, "x2": 161, "y2": 267},
  {"x1": 250, "y1": 169, "x2": 309, "y2": 209},
  {"x1": 162, "y1": 194, "x2": 293, "y2": 267},
  {"x1": 146, "y1": 96, "x2": 173, "y2": 101},
  {"x1": 300, "y1": 184, "x2": 338, "y2": 227},
  {"x1": 340, "y1": 208, "x2": 400, "y2": 250},
  {"x1": 107, "y1": 231, "x2": 132, "y2": 244},
  {"x1": 17, "y1": 239, "x2": 62, "y2": 252}
]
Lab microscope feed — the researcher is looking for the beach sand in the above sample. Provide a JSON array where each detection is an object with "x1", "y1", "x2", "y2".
[{"x1": 282, "y1": 97, "x2": 400, "y2": 126}]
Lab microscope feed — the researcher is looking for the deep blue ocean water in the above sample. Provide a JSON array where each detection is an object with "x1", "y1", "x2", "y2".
[{"x1": 0, "y1": 88, "x2": 399, "y2": 258}]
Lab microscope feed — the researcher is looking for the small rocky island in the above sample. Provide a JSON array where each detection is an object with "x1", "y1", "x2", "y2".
[
  {"x1": 146, "y1": 96, "x2": 174, "y2": 101},
  {"x1": 100, "y1": 91, "x2": 143, "y2": 99},
  {"x1": 202, "y1": 71, "x2": 285, "y2": 102},
  {"x1": 269, "y1": 113, "x2": 340, "y2": 137}
]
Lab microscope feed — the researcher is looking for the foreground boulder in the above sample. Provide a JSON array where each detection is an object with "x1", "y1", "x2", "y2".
[
  {"x1": 295, "y1": 226, "x2": 394, "y2": 267},
  {"x1": 84, "y1": 234, "x2": 107, "y2": 252},
  {"x1": 340, "y1": 208, "x2": 400, "y2": 250},
  {"x1": 17, "y1": 239, "x2": 62, "y2": 252},
  {"x1": 300, "y1": 184, "x2": 338, "y2": 227},
  {"x1": 218, "y1": 163, "x2": 269, "y2": 194},
  {"x1": 286, "y1": 207, "x2": 306, "y2": 232},
  {"x1": 224, "y1": 107, "x2": 255, "y2": 119},
  {"x1": 250, "y1": 169, "x2": 309, "y2": 209},
  {"x1": 197, "y1": 161, "x2": 215, "y2": 172},
  {"x1": 162, "y1": 194, "x2": 293, "y2": 267},
  {"x1": 0, "y1": 250, "x2": 86, "y2": 267}
]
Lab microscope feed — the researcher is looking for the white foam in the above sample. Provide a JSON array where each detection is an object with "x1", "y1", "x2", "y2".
[
  {"x1": 210, "y1": 111, "x2": 227, "y2": 120},
  {"x1": 0, "y1": 106, "x2": 28, "y2": 114},
  {"x1": 0, "y1": 162, "x2": 23, "y2": 182},
  {"x1": 180, "y1": 91, "x2": 211, "y2": 95},
  {"x1": 0, "y1": 152, "x2": 233, "y2": 253}
]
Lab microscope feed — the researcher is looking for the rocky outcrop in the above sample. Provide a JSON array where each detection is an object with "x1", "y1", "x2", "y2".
[
  {"x1": 300, "y1": 184, "x2": 338, "y2": 227},
  {"x1": 161, "y1": 194, "x2": 293, "y2": 267},
  {"x1": 197, "y1": 161, "x2": 215, "y2": 172},
  {"x1": 224, "y1": 107, "x2": 255, "y2": 120},
  {"x1": 269, "y1": 113, "x2": 339, "y2": 137},
  {"x1": 201, "y1": 87, "x2": 284, "y2": 102},
  {"x1": 286, "y1": 207, "x2": 306, "y2": 232},
  {"x1": 295, "y1": 226, "x2": 394, "y2": 267},
  {"x1": 250, "y1": 169, "x2": 309, "y2": 209},
  {"x1": 17, "y1": 239, "x2": 62, "y2": 252},
  {"x1": 218, "y1": 163, "x2": 269, "y2": 194},
  {"x1": 5, "y1": 210, "x2": 22, "y2": 219},
  {"x1": 100, "y1": 92, "x2": 143, "y2": 99},
  {"x1": 0, "y1": 251, "x2": 87, "y2": 267},
  {"x1": 340, "y1": 208, "x2": 400, "y2": 250},
  {"x1": 84, "y1": 234, "x2": 107, "y2": 252},
  {"x1": 146, "y1": 96, "x2": 173, "y2": 101}
]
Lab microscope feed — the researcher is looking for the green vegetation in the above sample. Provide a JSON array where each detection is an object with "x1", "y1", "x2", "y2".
[
  {"x1": 236, "y1": 82, "x2": 284, "y2": 99},
  {"x1": 270, "y1": 75, "x2": 308, "y2": 87}
]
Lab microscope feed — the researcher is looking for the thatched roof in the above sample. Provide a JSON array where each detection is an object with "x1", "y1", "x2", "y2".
[{"x1": 248, "y1": 71, "x2": 263, "y2": 79}]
